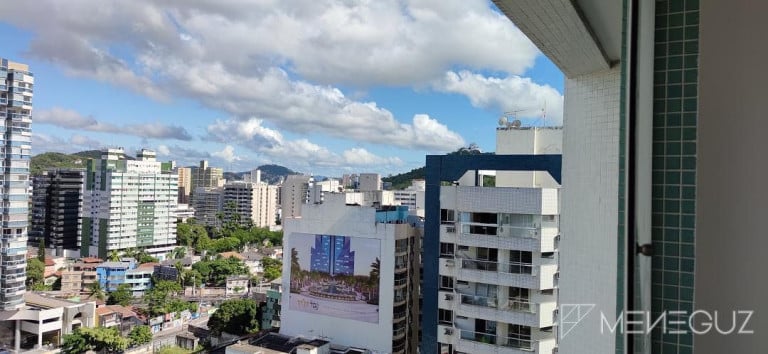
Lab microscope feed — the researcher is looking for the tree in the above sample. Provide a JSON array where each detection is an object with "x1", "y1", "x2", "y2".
[
  {"x1": 108, "y1": 250, "x2": 121, "y2": 262},
  {"x1": 88, "y1": 282, "x2": 106, "y2": 301},
  {"x1": 26, "y1": 258, "x2": 45, "y2": 289},
  {"x1": 128, "y1": 325, "x2": 153, "y2": 346},
  {"x1": 38, "y1": 237, "x2": 46, "y2": 262},
  {"x1": 170, "y1": 246, "x2": 187, "y2": 259},
  {"x1": 61, "y1": 327, "x2": 128, "y2": 354},
  {"x1": 261, "y1": 257, "x2": 282, "y2": 282},
  {"x1": 192, "y1": 256, "x2": 249, "y2": 286},
  {"x1": 136, "y1": 250, "x2": 159, "y2": 264},
  {"x1": 207, "y1": 298, "x2": 259, "y2": 336},
  {"x1": 107, "y1": 283, "x2": 133, "y2": 306}
]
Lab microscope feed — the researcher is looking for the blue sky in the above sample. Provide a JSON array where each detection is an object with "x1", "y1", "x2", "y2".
[{"x1": 0, "y1": 0, "x2": 563, "y2": 176}]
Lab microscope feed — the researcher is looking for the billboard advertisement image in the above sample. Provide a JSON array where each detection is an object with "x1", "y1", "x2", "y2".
[{"x1": 289, "y1": 233, "x2": 381, "y2": 323}]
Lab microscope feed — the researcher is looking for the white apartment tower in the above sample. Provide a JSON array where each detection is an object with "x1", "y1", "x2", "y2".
[
  {"x1": 223, "y1": 181, "x2": 278, "y2": 228},
  {"x1": 0, "y1": 58, "x2": 33, "y2": 311},
  {"x1": 279, "y1": 175, "x2": 310, "y2": 219},
  {"x1": 82, "y1": 148, "x2": 178, "y2": 260},
  {"x1": 435, "y1": 127, "x2": 562, "y2": 354}
]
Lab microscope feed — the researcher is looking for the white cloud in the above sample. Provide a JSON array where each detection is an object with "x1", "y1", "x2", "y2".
[
  {"x1": 31, "y1": 133, "x2": 106, "y2": 154},
  {"x1": 433, "y1": 71, "x2": 565, "y2": 125},
  {"x1": 207, "y1": 119, "x2": 405, "y2": 169},
  {"x1": 342, "y1": 148, "x2": 403, "y2": 166},
  {"x1": 156, "y1": 144, "x2": 171, "y2": 156},
  {"x1": 212, "y1": 145, "x2": 241, "y2": 163},
  {"x1": 36, "y1": 107, "x2": 194, "y2": 140},
  {"x1": 0, "y1": 0, "x2": 553, "y2": 152}
]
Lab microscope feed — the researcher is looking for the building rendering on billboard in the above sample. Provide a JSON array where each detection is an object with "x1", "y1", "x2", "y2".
[{"x1": 289, "y1": 233, "x2": 381, "y2": 324}]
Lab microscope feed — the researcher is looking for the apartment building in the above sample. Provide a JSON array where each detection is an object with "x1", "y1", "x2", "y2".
[
  {"x1": 81, "y1": 148, "x2": 178, "y2": 260},
  {"x1": 357, "y1": 173, "x2": 382, "y2": 192},
  {"x1": 190, "y1": 160, "x2": 224, "y2": 191},
  {"x1": 279, "y1": 175, "x2": 310, "y2": 219},
  {"x1": 0, "y1": 58, "x2": 33, "y2": 311},
  {"x1": 176, "y1": 166, "x2": 192, "y2": 204},
  {"x1": 425, "y1": 127, "x2": 562, "y2": 354},
  {"x1": 223, "y1": 181, "x2": 278, "y2": 228},
  {"x1": 281, "y1": 192, "x2": 420, "y2": 354},
  {"x1": 193, "y1": 187, "x2": 223, "y2": 227},
  {"x1": 393, "y1": 179, "x2": 425, "y2": 217},
  {"x1": 30, "y1": 169, "x2": 85, "y2": 254}
]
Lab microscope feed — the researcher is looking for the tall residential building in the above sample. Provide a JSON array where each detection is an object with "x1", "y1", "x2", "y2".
[
  {"x1": 222, "y1": 181, "x2": 278, "y2": 228},
  {"x1": 279, "y1": 175, "x2": 310, "y2": 219},
  {"x1": 358, "y1": 173, "x2": 382, "y2": 191},
  {"x1": 281, "y1": 192, "x2": 420, "y2": 354},
  {"x1": 393, "y1": 179, "x2": 426, "y2": 217},
  {"x1": 0, "y1": 58, "x2": 33, "y2": 311},
  {"x1": 176, "y1": 166, "x2": 191, "y2": 204},
  {"x1": 190, "y1": 160, "x2": 224, "y2": 191},
  {"x1": 30, "y1": 169, "x2": 85, "y2": 255},
  {"x1": 82, "y1": 148, "x2": 178, "y2": 260},
  {"x1": 192, "y1": 187, "x2": 223, "y2": 227},
  {"x1": 426, "y1": 127, "x2": 562, "y2": 354}
]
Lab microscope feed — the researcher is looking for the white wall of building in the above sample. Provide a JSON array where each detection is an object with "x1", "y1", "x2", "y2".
[
  {"x1": 558, "y1": 67, "x2": 621, "y2": 353},
  {"x1": 496, "y1": 127, "x2": 563, "y2": 188},
  {"x1": 281, "y1": 201, "x2": 406, "y2": 353}
]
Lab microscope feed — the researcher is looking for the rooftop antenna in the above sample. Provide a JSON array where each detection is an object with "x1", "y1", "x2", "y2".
[{"x1": 498, "y1": 109, "x2": 524, "y2": 129}]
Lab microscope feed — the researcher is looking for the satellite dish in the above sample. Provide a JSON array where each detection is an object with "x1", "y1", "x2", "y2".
[
  {"x1": 498, "y1": 116, "x2": 508, "y2": 127},
  {"x1": 511, "y1": 119, "x2": 522, "y2": 128}
]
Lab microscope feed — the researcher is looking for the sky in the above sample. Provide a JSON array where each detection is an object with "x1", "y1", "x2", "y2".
[{"x1": 0, "y1": 0, "x2": 564, "y2": 176}]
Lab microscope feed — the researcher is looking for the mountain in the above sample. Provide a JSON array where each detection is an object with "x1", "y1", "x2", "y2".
[
  {"x1": 30, "y1": 150, "x2": 135, "y2": 175},
  {"x1": 382, "y1": 145, "x2": 491, "y2": 190},
  {"x1": 223, "y1": 164, "x2": 299, "y2": 184}
]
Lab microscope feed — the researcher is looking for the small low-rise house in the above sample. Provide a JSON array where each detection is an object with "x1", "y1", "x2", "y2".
[
  {"x1": 61, "y1": 266, "x2": 99, "y2": 295},
  {"x1": 96, "y1": 259, "x2": 136, "y2": 292},
  {"x1": 161, "y1": 255, "x2": 201, "y2": 270},
  {"x1": 125, "y1": 263, "x2": 158, "y2": 297},
  {"x1": 225, "y1": 275, "x2": 250, "y2": 296},
  {"x1": 96, "y1": 305, "x2": 140, "y2": 335},
  {"x1": 241, "y1": 251, "x2": 264, "y2": 275}
]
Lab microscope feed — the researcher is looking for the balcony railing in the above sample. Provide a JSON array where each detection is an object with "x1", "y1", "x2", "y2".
[
  {"x1": 460, "y1": 329, "x2": 497, "y2": 345},
  {"x1": 460, "y1": 293, "x2": 497, "y2": 308},
  {"x1": 459, "y1": 258, "x2": 534, "y2": 275}
]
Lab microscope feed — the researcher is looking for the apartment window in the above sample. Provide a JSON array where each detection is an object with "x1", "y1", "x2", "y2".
[
  {"x1": 438, "y1": 309, "x2": 453, "y2": 325},
  {"x1": 509, "y1": 251, "x2": 533, "y2": 274},
  {"x1": 440, "y1": 209, "x2": 455, "y2": 223},
  {"x1": 440, "y1": 243, "x2": 454, "y2": 257},
  {"x1": 440, "y1": 276, "x2": 454, "y2": 290}
]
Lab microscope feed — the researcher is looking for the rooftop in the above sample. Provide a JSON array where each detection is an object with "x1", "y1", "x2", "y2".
[{"x1": 250, "y1": 333, "x2": 329, "y2": 353}]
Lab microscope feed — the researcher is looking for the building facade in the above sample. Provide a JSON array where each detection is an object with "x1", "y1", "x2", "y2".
[
  {"x1": 279, "y1": 175, "x2": 310, "y2": 219},
  {"x1": 427, "y1": 127, "x2": 562, "y2": 354},
  {"x1": 82, "y1": 148, "x2": 178, "y2": 259},
  {"x1": 357, "y1": 173, "x2": 382, "y2": 192},
  {"x1": 190, "y1": 160, "x2": 224, "y2": 191},
  {"x1": 223, "y1": 181, "x2": 278, "y2": 228},
  {"x1": 192, "y1": 187, "x2": 223, "y2": 227},
  {"x1": 281, "y1": 193, "x2": 420, "y2": 354},
  {"x1": 0, "y1": 58, "x2": 33, "y2": 311},
  {"x1": 30, "y1": 169, "x2": 85, "y2": 254},
  {"x1": 176, "y1": 166, "x2": 191, "y2": 204}
]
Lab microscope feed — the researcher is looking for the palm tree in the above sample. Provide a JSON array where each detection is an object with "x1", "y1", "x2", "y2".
[
  {"x1": 88, "y1": 282, "x2": 106, "y2": 301},
  {"x1": 368, "y1": 257, "x2": 380, "y2": 304},
  {"x1": 107, "y1": 250, "x2": 120, "y2": 262}
]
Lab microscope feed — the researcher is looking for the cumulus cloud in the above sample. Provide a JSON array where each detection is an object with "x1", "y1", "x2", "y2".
[
  {"x1": 0, "y1": 0, "x2": 554, "y2": 152},
  {"x1": 433, "y1": 71, "x2": 565, "y2": 125},
  {"x1": 31, "y1": 133, "x2": 106, "y2": 154},
  {"x1": 212, "y1": 145, "x2": 241, "y2": 163},
  {"x1": 36, "y1": 107, "x2": 193, "y2": 140},
  {"x1": 207, "y1": 119, "x2": 405, "y2": 168}
]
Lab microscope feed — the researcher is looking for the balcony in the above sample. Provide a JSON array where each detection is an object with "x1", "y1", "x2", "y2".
[
  {"x1": 455, "y1": 293, "x2": 556, "y2": 327},
  {"x1": 454, "y1": 330, "x2": 557, "y2": 354},
  {"x1": 456, "y1": 259, "x2": 558, "y2": 290},
  {"x1": 457, "y1": 222, "x2": 559, "y2": 253}
]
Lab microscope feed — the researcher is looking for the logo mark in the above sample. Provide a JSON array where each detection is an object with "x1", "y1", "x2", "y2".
[{"x1": 559, "y1": 304, "x2": 595, "y2": 339}]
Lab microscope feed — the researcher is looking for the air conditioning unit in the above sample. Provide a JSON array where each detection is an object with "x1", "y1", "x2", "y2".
[
  {"x1": 444, "y1": 328, "x2": 454, "y2": 335},
  {"x1": 444, "y1": 293, "x2": 454, "y2": 300},
  {"x1": 445, "y1": 259, "x2": 455, "y2": 267}
]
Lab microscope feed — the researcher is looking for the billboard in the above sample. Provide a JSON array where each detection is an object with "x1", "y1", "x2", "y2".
[{"x1": 289, "y1": 233, "x2": 381, "y2": 323}]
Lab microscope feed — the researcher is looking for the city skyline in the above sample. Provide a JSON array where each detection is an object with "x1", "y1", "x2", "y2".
[{"x1": 0, "y1": 0, "x2": 564, "y2": 176}]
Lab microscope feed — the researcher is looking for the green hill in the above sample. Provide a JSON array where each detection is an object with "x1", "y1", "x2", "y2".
[
  {"x1": 383, "y1": 145, "x2": 490, "y2": 189},
  {"x1": 223, "y1": 164, "x2": 299, "y2": 184},
  {"x1": 31, "y1": 150, "x2": 135, "y2": 175},
  {"x1": 30, "y1": 152, "x2": 86, "y2": 175}
]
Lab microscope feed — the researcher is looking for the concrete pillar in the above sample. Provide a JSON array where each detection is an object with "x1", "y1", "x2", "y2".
[
  {"x1": 14, "y1": 320, "x2": 20, "y2": 353},
  {"x1": 37, "y1": 319, "x2": 43, "y2": 348}
]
